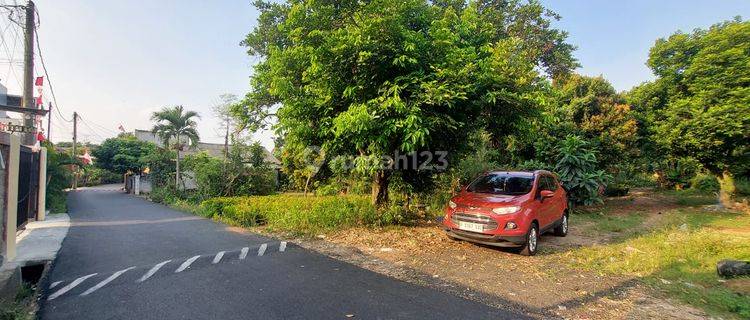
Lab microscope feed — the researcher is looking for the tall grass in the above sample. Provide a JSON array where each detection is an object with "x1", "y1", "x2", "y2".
[{"x1": 199, "y1": 195, "x2": 379, "y2": 235}]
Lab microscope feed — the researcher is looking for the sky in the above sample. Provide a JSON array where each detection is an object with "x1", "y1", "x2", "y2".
[{"x1": 1, "y1": 0, "x2": 749, "y2": 148}]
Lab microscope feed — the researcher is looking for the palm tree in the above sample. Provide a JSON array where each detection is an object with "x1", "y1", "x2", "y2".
[{"x1": 151, "y1": 105, "x2": 200, "y2": 188}]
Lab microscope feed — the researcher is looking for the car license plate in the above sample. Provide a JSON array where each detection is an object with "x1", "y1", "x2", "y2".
[{"x1": 457, "y1": 221, "x2": 484, "y2": 233}]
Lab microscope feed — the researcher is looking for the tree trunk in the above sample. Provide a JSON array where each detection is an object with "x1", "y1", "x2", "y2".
[
  {"x1": 175, "y1": 136, "x2": 181, "y2": 189},
  {"x1": 717, "y1": 170, "x2": 736, "y2": 209},
  {"x1": 304, "y1": 174, "x2": 312, "y2": 197},
  {"x1": 224, "y1": 121, "x2": 229, "y2": 160},
  {"x1": 371, "y1": 170, "x2": 391, "y2": 206}
]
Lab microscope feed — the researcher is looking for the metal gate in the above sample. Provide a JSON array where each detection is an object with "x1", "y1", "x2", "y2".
[{"x1": 16, "y1": 145, "x2": 39, "y2": 229}]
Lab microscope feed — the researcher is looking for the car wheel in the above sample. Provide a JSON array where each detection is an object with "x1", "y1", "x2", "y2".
[
  {"x1": 519, "y1": 223, "x2": 539, "y2": 256},
  {"x1": 554, "y1": 212, "x2": 569, "y2": 237}
]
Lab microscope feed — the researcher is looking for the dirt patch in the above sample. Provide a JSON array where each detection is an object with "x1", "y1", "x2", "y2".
[{"x1": 724, "y1": 278, "x2": 750, "y2": 296}]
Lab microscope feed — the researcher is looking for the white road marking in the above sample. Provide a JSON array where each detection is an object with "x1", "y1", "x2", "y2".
[
  {"x1": 279, "y1": 241, "x2": 287, "y2": 252},
  {"x1": 212, "y1": 251, "x2": 225, "y2": 264},
  {"x1": 175, "y1": 255, "x2": 201, "y2": 273},
  {"x1": 49, "y1": 281, "x2": 62, "y2": 289},
  {"x1": 258, "y1": 243, "x2": 267, "y2": 256},
  {"x1": 239, "y1": 247, "x2": 249, "y2": 260},
  {"x1": 138, "y1": 260, "x2": 171, "y2": 282},
  {"x1": 48, "y1": 273, "x2": 98, "y2": 300},
  {"x1": 81, "y1": 267, "x2": 135, "y2": 296}
]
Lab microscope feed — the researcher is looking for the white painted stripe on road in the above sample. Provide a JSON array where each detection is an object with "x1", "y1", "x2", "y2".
[
  {"x1": 258, "y1": 243, "x2": 267, "y2": 256},
  {"x1": 48, "y1": 273, "x2": 98, "y2": 300},
  {"x1": 138, "y1": 260, "x2": 171, "y2": 282},
  {"x1": 175, "y1": 255, "x2": 201, "y2": 273},
  {"x1": 239, "y1": 247, "x2": 249, "y2": 260},
  {"x1": 81, "y1": 267, "x2": 135, "y2": 296},
  {"x1": 49, "y1": 281, "x2": 62, "y2": 289},
  {"x1": 212, "y1": 251, "x2": 225, "y2": 264},
  {"x1": 279, "y1": 241, "x2": 287, "y2": 252}
]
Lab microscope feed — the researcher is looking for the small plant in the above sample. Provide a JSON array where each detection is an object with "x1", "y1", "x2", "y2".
[
  {"x1": 554, "y1": 136, "x2": 610, "y2": 205},
  {"x1": 690, "y1": 173, "x2": 720, "y2": 193}
]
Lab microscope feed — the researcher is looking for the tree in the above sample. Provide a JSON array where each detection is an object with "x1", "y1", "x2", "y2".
[
  {"x1": 237, "y1": 0, "x2": 576, "y2": 206},
  {"x1": 212, "y1": 94, "x2": 239, "y2": 159},
  {"x1": 548, "y1": 74, "x2": 639, "y2": 170},
  {"x1": 151, "y1": 105, "x2": 200, "y2": 188},
  {"x1": 630, "y1": 19, "x2": 750, "y2": 205},
  {"x1": 93, "y1": 134, "x2": 157, "y2": 174}
]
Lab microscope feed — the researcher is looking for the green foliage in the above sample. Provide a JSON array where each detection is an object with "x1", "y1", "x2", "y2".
[
  {"x1": 199, "y1": 195, "x2": 379, "y2": 234},
  {"x1": 635, "y1": 19, "x2": 750, "y2": 175},
  {"x1": 0, "y1": 283, "x2": 34, "y2": 320},
  {"x1": 554, "y1": 136, "x2": 609, "y2": 205},
  {"x1": 237, "y1": 0, "x2": 576, "y2": 204},
  {"x1": 92, "y1": 135, "x2": 157, "y2": 174},
  {"x1": 652, "y1": 157, "x2": 701, "y2": 189},
  {"x1": 151, "y1": 105, "x2": 201, "y2": 187},
  {"x1": 44, "y1": 142, "x2": 73, "y2": 213},
  {"x1": 690, "y1": 173, "x2": 720, "y2": 193},
  {"x1": 140, "y1": 147, "x2": 176, "y2": 187},
  {"x1": 182, "y1": 141, "x2": 276, "y2": 200},
  {"x1": 540, "y1": 74, "x2": 639, "y2": 172},
  {"x1": 80, "y1": 167, "x2": 121, "y2": 187},
  {"x1": 735, "y1": 176, "x2": 750, "y2": 196},
  {"x1": 150, "y1": 105, "x2": 200, "y2": 149}
]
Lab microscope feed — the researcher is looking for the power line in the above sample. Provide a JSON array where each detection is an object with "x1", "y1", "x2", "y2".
[
  {"x1": 78, "y1": 115, "x2": 117, "y2": 141},
  {"x1": 0, "y1": 8, "x2": 23, "y2": 88},
  {"x1": 34, "y1": 19, "x2": 71, "y2": 122}
]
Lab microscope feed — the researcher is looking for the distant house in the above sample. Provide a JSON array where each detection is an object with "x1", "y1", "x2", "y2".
[
  {"x1": 0, "y1": 83, "x2": 24, "y2": 128},
  {"x1": 132, "y1": 129, "x2": 280, "y2": 166}
]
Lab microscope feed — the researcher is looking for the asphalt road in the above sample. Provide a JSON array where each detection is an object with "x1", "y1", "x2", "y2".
[{"x1": 38, "y1": 185, "x2": 525, "y2": 320}]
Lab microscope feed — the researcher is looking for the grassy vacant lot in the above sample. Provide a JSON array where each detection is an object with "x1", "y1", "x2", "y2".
[{"x1": 569, "y1": 201, "x2": 750, "y2": 318}]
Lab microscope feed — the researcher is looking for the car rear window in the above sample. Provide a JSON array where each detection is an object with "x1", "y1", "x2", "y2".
[{"x1": 467, "y1": 173, "x2": 534, "y2": 195}]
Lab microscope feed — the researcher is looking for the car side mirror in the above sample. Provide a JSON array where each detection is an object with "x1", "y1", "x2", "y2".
[{"x1": 540, "y1": 190, "x2": 554, "y2": 199}]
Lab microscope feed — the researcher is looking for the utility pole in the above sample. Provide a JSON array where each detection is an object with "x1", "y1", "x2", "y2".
[
  {"x1": 72, "y1": 111, "x2": 78, "y2": 189},
  {"x1": 21, "y1": 0, "x2": 36, "y2": 145},
  {"x1": 47, "y1": 102, "x2": 51, "y2": 141}
]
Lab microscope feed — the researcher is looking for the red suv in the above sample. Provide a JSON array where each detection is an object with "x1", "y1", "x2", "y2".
[{"x1": 442, "y1": 170, "x2": 568, "y2": 255}]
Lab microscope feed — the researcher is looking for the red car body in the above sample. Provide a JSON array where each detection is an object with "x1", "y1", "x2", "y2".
[{"x1": 442, "y1": 170, "x2": 569, "y2": 255}]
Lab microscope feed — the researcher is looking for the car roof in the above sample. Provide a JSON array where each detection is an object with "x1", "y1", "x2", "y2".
[{"x1": 485, "y1": 170, "x2": 553, "y2": 178}]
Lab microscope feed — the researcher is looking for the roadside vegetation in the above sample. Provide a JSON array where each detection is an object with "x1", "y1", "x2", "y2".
[{"x1": 0, "y1": 283, "x2": 36, "y2": 320}]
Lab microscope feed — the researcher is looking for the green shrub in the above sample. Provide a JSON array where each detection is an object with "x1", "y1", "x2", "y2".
[
  {"x1": 81, "y1": 167, "x2": 121, "y2": 186},
  {"x1": 45, "y1": 142, "x2": 73, "y2": 213},
  {"x1": 690, "y1": 173, "x2": 720, "y2": 193},
  {"x1": 554, "y1": 136, "x2": 610, "y2": 205},
  {"x1": 182, "y1": 142, "x2": 277, "y2": 200},
  {"x1": 735, "y1": 176, "x2": 750, "y2": 196},
  {"x1": 314, "y1": 183, "x2": 340, "y2": 196},
  {"x1": 198, "y1": 194, "x2": 378, "y2": 234}
]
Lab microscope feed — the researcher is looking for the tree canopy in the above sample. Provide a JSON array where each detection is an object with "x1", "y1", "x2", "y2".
[
  {"x1": 630, "y1": 19, "x2": 750, "y2": 175},
  {"x1": 93, "y1": 135, "x2": 157, "y2": 174},
  {"x1": 236, "y1": 0, "x2": 576, "y2": 204}
]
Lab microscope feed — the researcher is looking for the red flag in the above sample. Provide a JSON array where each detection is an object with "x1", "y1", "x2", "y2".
[
  {"x1": 35, "y1": 95, "x2": 43, "y2": 106},
  {"x1": 118, "y1": 124, "x2": 125, "y2": 132},
  {"x1": 35, "y1": 76, "x2": 43, "y2": 86},
  {"x1": 36, "y1": 131, "x2": 45, "y2": 142}
]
